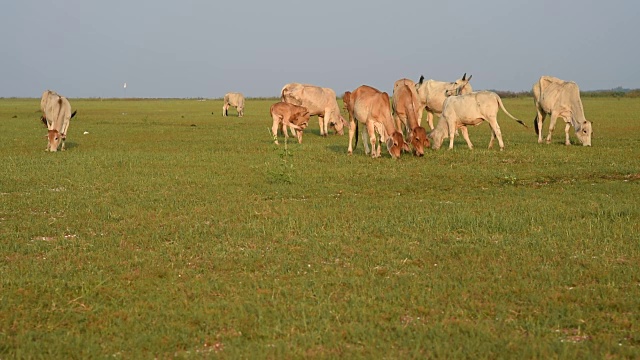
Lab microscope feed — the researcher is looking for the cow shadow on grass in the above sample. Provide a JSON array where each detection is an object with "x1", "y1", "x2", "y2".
[
  {"x1": 63, "y1": 142, "x2": 79, "y2": 150},
  {"x1": 326, "y1": 144, "x2": 347, "y2": 154}
]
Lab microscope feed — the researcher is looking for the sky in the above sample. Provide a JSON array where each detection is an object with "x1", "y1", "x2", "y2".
[{"x1": 1, "y1": 0, "x2": 638, "y2": 98}]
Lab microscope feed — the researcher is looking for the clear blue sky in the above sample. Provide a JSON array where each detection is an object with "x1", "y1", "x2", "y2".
[{"x1": 2, "y1": 0, "x2": 637, "y2": 98}]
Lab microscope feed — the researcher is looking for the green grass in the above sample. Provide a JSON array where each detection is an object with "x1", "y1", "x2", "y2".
[{"x1": 1, "y1": 96, "x2": 639, "y2": 358}]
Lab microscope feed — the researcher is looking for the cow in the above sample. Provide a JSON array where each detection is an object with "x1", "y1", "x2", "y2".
[
  {"x1": 392, "y1": 78, "x2": 429, "y2": 156},
  {"x1": 346, "y1": 85, "x2": 408, "y2": 158},
  {"x1": 533, "y1": 76, "x2": 592, "y2": 146},
  {"x1": 415, "y1": 73, "x2": 473, "y2": 130},
  {"x1": 429, "y1": 91, "x2": 527, "y2": 151},
  {"x1": 41, "y1": 90, "x2": 76, "y2": 152},
  {"x1": 223, "y1": 92, "x2": 245, "y2": 117},
  {"x1": 270, "y1": 102, "x2": 311, "y2": 145},
  {"x1": 281, "y1": 83, "x2": 347, "y2": 137}
]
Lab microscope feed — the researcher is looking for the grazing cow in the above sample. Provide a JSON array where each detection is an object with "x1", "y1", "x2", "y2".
[
  {"x1": 223, "y1": 92, "x2": 245, "y2": 117},
  {"x1": 41, "y1": 91, "x2": 76, "y2": 152},
  {"x1": 415, "y1": 73, "x2": 473, "y2": 130},
  {"x1": 281, "y1": 83, "x2": 347, "y2": 137},
  {"x1": 392, "y1": 78, "x2": 429, "y2": 156},
  {"x1": 270, "y1": 102, "x2": 311, "y2": 145},
  {"x1": 346, "y1": 85, "x2": 408, "y2": 158},
  {"x1": 533, "y1": 76, "x2": 592, "y2": 146},
  {"x1": 429, "y1": 91, "x2": 527, "y2": 151}
]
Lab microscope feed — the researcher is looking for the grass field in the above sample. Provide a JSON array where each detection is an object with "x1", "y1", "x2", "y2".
[{"x1": 1, "y1": 96, "x2": 639, "y2": 358}]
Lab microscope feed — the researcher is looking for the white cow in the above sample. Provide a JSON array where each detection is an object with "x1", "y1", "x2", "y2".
[
  {"x1": 429, "y1": 91, "x2": 527, "y2": 151},
  {"x1": 533, "y1": 76, "x2": 592, "y2": 146},
  {"x1": 223, "y1": 92, "x2": 245, "y2": 117},
  {"x1": 415, "y1": 73, "x2": 473, "y2": 130},
  {"x1": 281, "y1": 83, "x2": 347, "y2": 137},
  {"x1": 41, "y1": 90, "x2": 76, "y2": 152}
]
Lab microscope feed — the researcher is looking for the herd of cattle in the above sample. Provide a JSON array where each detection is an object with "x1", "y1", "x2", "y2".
[
  {"x1": 39, "y1": 75, "x2": 593, "y2": 156},
  {"x1": 268, "y1": 74, "x2": 592, "y2": 158}
]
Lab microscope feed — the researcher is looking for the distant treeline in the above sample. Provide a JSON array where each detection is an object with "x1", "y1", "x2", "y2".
[{"x1": 492, "y1": 89, "x2": 640, "y2": 98}]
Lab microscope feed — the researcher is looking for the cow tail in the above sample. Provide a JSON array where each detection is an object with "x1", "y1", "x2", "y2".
[
  {"x1": 534, "y1": 115, "x2": 540, "y2": 135},
  {"x1": 496, "y1": 95, "x2": 528, "y2": 128},
  {"x1": 71, "y1": 110, "x2": 77, "y2": 119}
]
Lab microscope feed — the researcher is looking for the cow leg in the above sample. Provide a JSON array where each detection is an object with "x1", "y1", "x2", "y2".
[
  {"x1": 271, "y1": 116, "x2": 282, "y2": 145},
  {"x1": 318, "y1": 115, "x2": 326, "y2": 137},
  {"x1": 393, "y1": 114, "x2": 403, "y2": 138},
  {"x1": 362, "y1": 127, "x2": 371, "y2": 155},
  {"x1": 487, "y1": 117, "x2": 505, "y2": 150},
  {"x1": 426, "y1": 111, "x2": 435, "y2": 131},
  {"x1": 536, "y1": 109, "x2": 546, "y2": 144},
  {"x1": 238, "y1": 106, "x2": 244, "y2": 117},
  {"x1": 564, "y1": 121, "x2": 572, "y2": 146},
  {"x1": 368, "y1": 124, "x2": 379, "y2": 158},
  {"x1": 460, "y1": 126, "x2": 473, "y2": 150},
  {"x1": 447, "y1": 122, "x2": 456, "y2": 150},
  {"x1": 347, "y1": 118, "x2": 357, "y2": 154},
  {"x1": 545, "y1": 112, "x2": 559, "y2": 144}
]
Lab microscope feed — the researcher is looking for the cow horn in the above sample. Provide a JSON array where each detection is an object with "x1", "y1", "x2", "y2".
[
  {"x1": 467, "y1": 75, "x2": 472, "y2": 81},
  {"x1": 419, "y1": 75, "x2": 424, "y2": 84},
  {"x1": 462, "y1": 73, "x2": 466, "y2": 81}
]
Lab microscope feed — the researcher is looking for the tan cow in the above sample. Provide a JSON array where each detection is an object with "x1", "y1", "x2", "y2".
[
  {"x1": 270, "y1": 102, "x2": 311, "y2": 145},
  {"x1": 346, "y1": 85, "x2": 407, "y2": 158},
  {"x1": 41, "y1": 90, "x2": 76, "y2": 152},
  {"x1": 533, "y1": 76, "x2": 592, "y2": 146},
  {"x1": 223, "y1": 92, "x2": 245, "y2": 117},
  {"x1": 415, "y1": 73, "x2": 473, "y2": 130},
  {"x1": 281, "y1": 83, "x2": 347, "y2": 137},
  {"x1": 392, "y1": 78, "x2": 429, "y2": 156},
  {"x1": 429, "y1": 91, "x2": 527, "y2": 151}
]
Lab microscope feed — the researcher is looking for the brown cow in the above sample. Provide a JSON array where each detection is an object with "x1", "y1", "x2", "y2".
[
  {"x1": 392, "y1": 78, "x2": 429, "y2": 156},
  {"x1": 270, "y1": 102, "x2": 311, "y2": 145},
  {"x1": 281, "y1": 83, "x2": 347, "y2": 137},
  {"x1": 346, "y1": 85, "x2": 407, "y2": 158},
  {"x1": 40, "y1": 90, "x2": 76, "y2": 152}
]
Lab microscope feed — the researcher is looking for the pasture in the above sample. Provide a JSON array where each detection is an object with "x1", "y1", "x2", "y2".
[{"x1": 1, "y1": 96, "x2": 639, "y2": 358}]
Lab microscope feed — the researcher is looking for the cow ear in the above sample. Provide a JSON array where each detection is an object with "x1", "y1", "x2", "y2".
[{"x1": 403, "y1": 142, "x2": 410, "y2": 152}]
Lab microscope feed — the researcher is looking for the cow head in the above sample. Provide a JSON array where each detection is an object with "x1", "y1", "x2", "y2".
[
  {"x1": 445, "y1": 73, "x2": 473, "y2": 97},
  {"x1": 409, "y1": 126, "x2": 429, "y2": 156},
  {"x1": 47, "y1": 129, "x2": 63, "y2": 152},
  {"x1": 575, "y1": 120, "x2": 592, "y2": 146},
  {"x1": 330, "y1": 113, "x2": 347, "y2": 136},
  {"x1": 293, "y1": 111, "x2": 311, "y2": 143},
  {"x1": 428, "y1": 121, "x2": 448, "y2": 150},
  {"x1": 385, "y1": 131, "x2": 406, "y2": 159}
]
